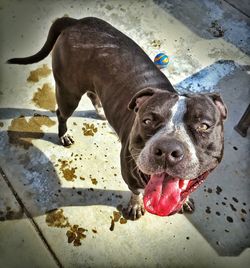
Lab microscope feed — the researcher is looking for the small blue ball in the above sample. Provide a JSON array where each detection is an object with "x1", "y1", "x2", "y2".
[{"x1": 154, "y1": 53, "x2": 169, "y2": 68}]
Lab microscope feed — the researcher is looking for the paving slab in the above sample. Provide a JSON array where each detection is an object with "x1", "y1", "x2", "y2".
[
  {"x1": 0, "y1": 0, "x2": 250, "y2": 267},
  {"x1": 224, "y1": 0, "x2": 250, "y2": 17},
  {"x1": 0, "y1": 173, "x2": 58, "y2": 268}
]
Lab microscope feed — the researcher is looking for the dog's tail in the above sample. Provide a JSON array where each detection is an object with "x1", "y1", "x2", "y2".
[{"x1": 7, "y1": 17, "x2": 77, "y2": 65}]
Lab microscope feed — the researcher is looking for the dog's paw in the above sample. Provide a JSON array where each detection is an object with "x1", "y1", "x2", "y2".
[
  {"x1": 123, "y1": 193, "x2": 145, "y2": 220},
  {"x1": 181, "y1": 198, "x2": 195, "y2": 214},
  {"x1": 60, "y1": 133, "x2": 74, "y2": 147}
]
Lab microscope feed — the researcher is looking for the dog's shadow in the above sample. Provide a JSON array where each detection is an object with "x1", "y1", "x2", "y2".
[{"x1": 0, "y1": 108, "x2": 130, "y2": 218}]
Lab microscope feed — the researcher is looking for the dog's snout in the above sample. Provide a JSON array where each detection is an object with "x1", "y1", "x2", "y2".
[
  {"x1": 168, "y1": 146, "x2": 184, "y2": 164},
  {"x1": 153, "y1": 140, "x2": 184, "y2": 165}
]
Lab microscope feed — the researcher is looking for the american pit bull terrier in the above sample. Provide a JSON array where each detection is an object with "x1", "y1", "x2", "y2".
[{"x1": 7, "y1": 17, "x2": 227, "y2": 220}]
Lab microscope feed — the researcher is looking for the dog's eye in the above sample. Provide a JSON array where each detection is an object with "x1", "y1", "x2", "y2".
[
  {"x1": 197, "y1": 123, "x2": 209, "y2": 131},
  {"x1": 143, "y1": 119, "x2": 152, "y2": 125}
]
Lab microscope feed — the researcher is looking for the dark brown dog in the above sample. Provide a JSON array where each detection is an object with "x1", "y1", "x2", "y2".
[{"x1": 7, "y1": 17, "x2": 227, "y2": 220}]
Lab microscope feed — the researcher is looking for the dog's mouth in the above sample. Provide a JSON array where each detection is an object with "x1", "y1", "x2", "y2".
[{"x1": 143, "y1": 171, "x2": 210, "y2": 216}]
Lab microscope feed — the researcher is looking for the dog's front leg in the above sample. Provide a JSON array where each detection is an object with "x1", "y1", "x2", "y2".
[
  {"x1": 124, "y1": 192, "x2": 145, "y2": 220},
  {"x1": 120, "y1": 146, "x2": 146, "y2": 220}
]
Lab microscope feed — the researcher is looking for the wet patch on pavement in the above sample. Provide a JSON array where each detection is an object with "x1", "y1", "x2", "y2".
[
  {"x1": 32, "y1": 83, "x2": 56, "y2": 112},
  {"x1": 27, "y1": 64, "x2": 51, "y2": 82},
  {"x1": 7, "y1": 114, "x2": 56, "y2": 149}
]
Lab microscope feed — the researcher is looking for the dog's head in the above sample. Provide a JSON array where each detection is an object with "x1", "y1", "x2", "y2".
[{"x1": 128, "y1": 87, "x2": 227, "y2": 216}]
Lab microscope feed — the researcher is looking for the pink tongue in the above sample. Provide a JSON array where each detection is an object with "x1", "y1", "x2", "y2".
[{"x1": 143, "y1": 174, "x2": 185, "y2": 216}]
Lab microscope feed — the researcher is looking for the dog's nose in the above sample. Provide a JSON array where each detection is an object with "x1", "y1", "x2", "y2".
[{"x1": 153, "y1": 140, "x2": 184, "y2": 165}]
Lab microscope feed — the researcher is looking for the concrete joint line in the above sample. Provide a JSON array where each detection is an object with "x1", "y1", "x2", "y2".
[
  {"x1": 0, "y1": 166, "x2": 63, "y2": 268},
  {"x1": 223, "y1": 0, "x2": 250, "y2": 18}
]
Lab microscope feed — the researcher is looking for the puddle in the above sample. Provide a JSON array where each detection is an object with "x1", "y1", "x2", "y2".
[
  {"x1": 109, "y1": 207, "x2": 127, "y2": 231},
  {"x1": 7, "y1": 114, "x2": 55, "y2": 149},
  {"x1": 32, "y1": 83, "x2": 56, "y2": 111},
  {"x1": 91, "y1": 178, "x2": 98, "y2": 185},
  {"x1": 27, "y1": 64, "x2": 51, "y2": 82},
  {"x1": 58, "y1": 159, "x2": 77, "y2": 181},
  {"x1": 46, "y1": 209, "x2": 89, "y2": 247},
  {"x1": 55, "y1": 157, "x2": 100, "y2": 183},
  {"x1": 46, "y1": 209, "x2": 70, "y2": 228}
]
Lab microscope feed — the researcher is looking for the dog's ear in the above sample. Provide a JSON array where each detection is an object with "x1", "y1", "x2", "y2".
[
  {"x1": 207, "y1": 93, "x2": 227, "y2": 120},
  {"x1": 128, "y1": 88, "x2": 160, "y2": 112}
]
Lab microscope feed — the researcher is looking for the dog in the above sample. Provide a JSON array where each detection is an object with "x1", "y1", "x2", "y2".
[{"x1": 7, "y1": 17, "x2": 227, "y2": 220}]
